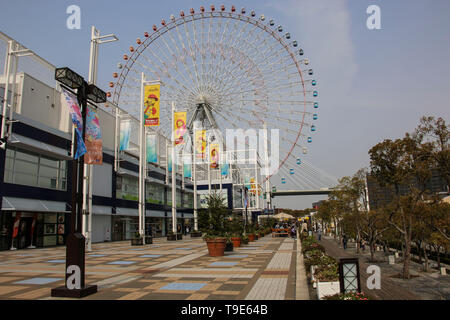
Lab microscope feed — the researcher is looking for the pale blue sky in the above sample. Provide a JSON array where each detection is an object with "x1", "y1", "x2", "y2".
[{"x1": 1, "y1": 0, "x2": 449, "y2": 209}]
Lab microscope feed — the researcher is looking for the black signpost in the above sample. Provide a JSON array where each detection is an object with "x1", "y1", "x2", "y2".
[{"x1": 51, "y1": 67, "x2": 106, "y2": 298}]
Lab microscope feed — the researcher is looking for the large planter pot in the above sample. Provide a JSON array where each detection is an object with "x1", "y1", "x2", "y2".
[
  {"x1": 225, "y1": 242, "x2": 234, "y2": 252},
  {"x1": 167, "y1": 234, "x2": 177, "y2": 241},
  {"x1": 206, "y1": 238, "x2": 226, "y2": 257},
  {"x1": 231, "y1": 237, "x2": 241, "y2": 248},
  {"x1": 190, "y1": 231, "x2": 202, "y2": 238},
  {"x1": 145, "y1": 236, "x2": 153, "y2": 244},
  {"x1": 317, "y1": 281, "x2": 340, "y2": 300},
  {"x1": 131, "y1": 238, "x2": 143, "y2": 246},
  {"x1": 176, "y1": 233, "x2": 183, "y2": 240},
  {"x1": 248, "y1": 234, "x2": 255, "y2": 242}
]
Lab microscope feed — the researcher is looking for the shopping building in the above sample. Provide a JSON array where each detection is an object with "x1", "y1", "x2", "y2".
[{"x1": 0, "y1": 31, "x2": 263, "y2": 251}]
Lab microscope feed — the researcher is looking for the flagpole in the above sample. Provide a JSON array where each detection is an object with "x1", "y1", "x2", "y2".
[
  {"x1": 139, "y1": 72, "x2": 144, "y2": 241},
  {"x1": 171, "y1": 102, "x2": 177, "y2": 234},
  {"x1": 193, "y1": 122, "x2": 198, "y2": 231}
]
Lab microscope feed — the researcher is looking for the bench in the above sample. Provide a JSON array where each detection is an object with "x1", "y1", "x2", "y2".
[{"x1": 272, "y1": 228, "x2": 290, "y2": 237}]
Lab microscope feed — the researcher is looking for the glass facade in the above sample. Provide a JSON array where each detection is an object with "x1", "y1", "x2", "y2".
[
  {"x1": 116, "y1": 175, "x2": 139, "y2": 201},
  {"x1": 146, "y1": 182, "x2": 164, "y2": 205},
  {"x1": 4, "y1": 147, "x2": 67, "y2": 191}
]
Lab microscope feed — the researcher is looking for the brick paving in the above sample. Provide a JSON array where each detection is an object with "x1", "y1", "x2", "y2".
[
  {"x1": 0, "y1": 234, "x2": 309, "y2": 300},
  {"x1": 319, "y1": 235, "x2": 423, "y2": 300}
]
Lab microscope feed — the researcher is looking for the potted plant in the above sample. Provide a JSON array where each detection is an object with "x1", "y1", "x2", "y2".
[
  {"x1": 225, "y1": 234, "x2": 234, "y2": 252},
  {"x1": 167, "y1": 230, "x2": 177, "y2": 241},
  {"x1": 228, "y1": 213, "x2": 243, "y2": 248},
  {"x1": 131, "y1": 232, "x2": 143, "y2": 246},
  {"x1": 314, "y1": 255, "x2": 340, "y2": 300},
  {"x1": 145, "y1": 235, "x2": 153, "y2": 244},
  {"x1": 241, "y1": 235, "x2": 249, "y2": 245},
  {"x1": 246, "y1": 224, "x2": 256, "y2": 242},
  {"x1": 190, "y1": 230, "x2": 202, "y2": 238},
  {"x1": 202, "y1": 191, "x2": 228, "y2": 257}
]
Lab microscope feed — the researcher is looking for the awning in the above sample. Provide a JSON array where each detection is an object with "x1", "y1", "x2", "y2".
[
  {"x1": 117, "y1": 168, "x2": 139, "y2": 178},
  {"x1": 115, "y1": 207, "x2": 138, "y2": 216},
  {"x1": 2, "y1": 197, "x2": 69, "y2": 212},
  {"x1": 146, "y1": 210, "x2": 165, "y2": 218},
  {"x1": 92, "y1": 206, "x2": 112, "y2": 215},
  {"x1": 9, "y1": 134, "x2": 71, "y2": 160},
  {"x1": 183, "y1": 213, "x2": 194, "y2": 218}
]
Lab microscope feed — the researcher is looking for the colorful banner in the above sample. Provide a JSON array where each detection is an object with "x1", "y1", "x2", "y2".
[
  {"x1": 168, "y1": 146, "x2": 172, "y2": 172},
  {"x1": 174, "y1": 111, "x2": 187, "y2": 145},
  {"x1": 183, "y1": 153, "x2": 192, "y2": 178},
  {"x1": 220, "y1": 162, "x2": 229, "y2": 176},
  {"x1": 146, "y1": 132, "x2": 158, "y2": 163},
  {"x1": 250, "y1": 178, "x2": 256, "y2": 195},
  {"x1": 85, "y1": 106, "x2": 103, "y2": 165},
  {"x1": 119, "y1": 118, "x2": 131, "y2": 151},
  {"x1": 144, "y1": 84, "x2": 160, "y2": 126},
  {"x1": 210, "y1": 143, "x2": 219, "y2": 169},
  {"x1": 61, "y1": 87, "x2": 86, "y2": 159},
  {"x1": 195, "y1": 129, "x2": 206, "y2": 160},
  {"x1": 12, "y1": 213, "x2": 21, "y2": 239}
]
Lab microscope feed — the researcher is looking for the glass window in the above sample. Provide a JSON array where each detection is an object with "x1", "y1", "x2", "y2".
[{"x1": 15, "y1": 150, "x2": 38, "y2": 163}]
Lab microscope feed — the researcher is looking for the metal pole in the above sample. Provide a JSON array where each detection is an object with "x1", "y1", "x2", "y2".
[
  {"x1": 171, "y1": 102, "x2": 177, "y2": 234},
  {"x1": 7, "y1": 42, "x2": 18, "y2": 139},
  {"x1": 0, "y1": 40, "x2": 13, "y2": 146},
  {"x1": 263, "y1": 123, "x2": 271, "y2": 210},
  {"x1": 139, "y1": 72, "x2": 144, "y2": 240},
  {"x1": 143, "y1": 127, "x2": 147, "y2": 243},
  {"x1": 193, "y1": 123, "x2": 198, "y2": 231},
  {"x1": 255, "y1": 149, "x2": 260, "y2": 212}
]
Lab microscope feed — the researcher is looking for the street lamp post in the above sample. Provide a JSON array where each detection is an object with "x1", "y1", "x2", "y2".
[{"x1": 51, "y1": 67, "x2": 106, "y2": 298}]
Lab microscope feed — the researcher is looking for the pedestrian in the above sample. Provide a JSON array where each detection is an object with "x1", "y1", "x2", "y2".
[
  {"x1": 361, "y1": 239, "x2": 366, "y2": 251},
  {"x1": 291, "y1": 225, "x2": 296, "y2": 239},
  {"x1": 186, "y1": 225, "x2": 190, "y2": 235},
  {"x1": 342, "y1": 234, "x2": 348, "y2": 250},
  {"x1": 148, "y1": 224, "x2": 152, "y2": 237},
  {"x1": 318, "y1": 226, "x2": 322, "y2": 241}
]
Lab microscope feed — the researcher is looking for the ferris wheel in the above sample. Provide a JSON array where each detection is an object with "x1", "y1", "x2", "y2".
[{"x1": 109, "y1": 4, "x2": 319, "y2": 184}]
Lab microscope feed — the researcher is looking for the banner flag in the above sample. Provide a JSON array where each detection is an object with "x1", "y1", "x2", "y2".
[
  {"x1": 221, "y1": 162, "x2": 229, "y2": 176},
  {"x1": 210, "y1": 143, "x2": 219, "y2": 169},
  {"x1": 195, "y1": 129, "x2": 206, "y2": 160},
  {"x1": 85, "y1": 106, "x2": 103, "y2": 165},
  {"x1": 146, "y1": 132, "x2": 158, "y2": 163},
  {"x1": 61, "y1": 87, "x2": 86, "y2": 159},
  {"x1": 183, "y1": 153, "x2": 192, "y2": 178},
  {"x1": 119, "y1": 118, "x2": 131, "y2": 151},
  {"x1": 144, "y1": 84, "x2": 160, "y2": 126},
  {"x1": 174, "y1": 111, "x2": 187, "y2": 145},
  {"x1": 168, "y1": 146, "x2": 173, "y2": 172},
  {"x1": 12, "y1": 213, "x2": 21, "y2": 239}
]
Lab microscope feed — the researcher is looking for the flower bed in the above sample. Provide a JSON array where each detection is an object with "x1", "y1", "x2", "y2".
[{"x1": 323, "y1": 292, "x2": 371, "y2": 300}]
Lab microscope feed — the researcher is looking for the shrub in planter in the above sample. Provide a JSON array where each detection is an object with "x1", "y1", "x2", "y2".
[
  {"x1": 131, "y1": 232, "x2": 143, "y2": 245},
  {"x1": 225, "y1": 240, "x2": 234, "y2": 252},
  {"x1": 145, "y1": 236, "x2": 153, "y2": 244},
  {"x1": 248, "y1": 233, "x2": 255, "y2": 242},
  {"x1": 302, "y1": 242, "x2": 325, "y2": 254},
  {"x1": 190, "y1": 230, "x2": 202, "y2": 238},
  {"x1": 323, "y1": 292, "x2": 371, "y2": 300},
  {"x1": 167, "y1": 231, "x2": 177, "y2": 241},
  {"x1": 241, "y1": 235, "x2": 249, "y2": 245},
  {"x1": 200, "y1": 191, "x2": 228, "y2": 257}
]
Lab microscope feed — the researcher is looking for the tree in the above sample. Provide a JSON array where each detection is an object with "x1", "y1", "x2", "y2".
[{"x1": 369, "y1": 133, "x2": 435, "y2": 279}]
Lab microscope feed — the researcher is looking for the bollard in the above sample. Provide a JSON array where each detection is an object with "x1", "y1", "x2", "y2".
[
  {"x1": 440, "y1": 267, "x2": 446, "y2": 276},
  {"x1": 388, "y1": 255, "x2": 395, "y2": 265}
]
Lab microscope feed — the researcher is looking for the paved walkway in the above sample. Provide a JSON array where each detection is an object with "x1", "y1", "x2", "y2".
[
  {"x1": 319, "y1": 235, "x2": 449, "y2": 300},
  {"x1": 0, "y1": 234, "x2": 310, "y2": 300}
]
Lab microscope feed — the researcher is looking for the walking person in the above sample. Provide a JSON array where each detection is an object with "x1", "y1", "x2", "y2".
[
  {"x1": 290, "y1": 225, "x2": 296, "y2": 239},
  {"x1": 342, "y1": 234, "x2": 348, "y2": 250},
  {"x1": 318, "y1": 225, "x2": 322, "y2": 241}
]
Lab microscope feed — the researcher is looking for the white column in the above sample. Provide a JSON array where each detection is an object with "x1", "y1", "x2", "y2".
[
  {"x1": 171, "y1": 102, "x2": 177, "y2": 234},
  {"x1": 193, "y1": 123, "x2": 198, "y2": 231},
  {"x1": 1, "y1": 40, "x2": 13, "y2": 147},
  {"x1": 263, "y1": 123, "x2": 271, "y2": 210},
  {"x1": 138, "y1": 72, "x2": 145, "y2": 239},
  {"x1": 7, "y1": 42, "x2": 18, "y2": 138},
  {"x1": 254, "y1": 149, "x2": 260, "y2": 211}
]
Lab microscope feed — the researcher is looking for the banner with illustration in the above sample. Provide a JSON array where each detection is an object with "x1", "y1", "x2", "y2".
[
  {"x1": 210, "y1": 143, "x2": 219, "y2": 169},
  {"x1": 174, "y1": 111, "x2": 187, "y2": 145},
  {"x1": 61, "y1": 87, "x2": 86, "y2": 159},
  {"x1": 146, "y1": 132, "x2": 158, "y2": 163},
  {"x1": 85, "y1": 106, "x2": 103, "y2": 165},
  {"x1": 119, "y1": 118, "x2": 131, "y2": 151},
  {"x1": 144, "y1": 84, "x2": 160, "y2": 126},
  {"x1": 195, "y1": 129, "x2": 206, "y2": 160},
  {"x1": 182, "y1": 153, "x2": 192, "y2": 178}
]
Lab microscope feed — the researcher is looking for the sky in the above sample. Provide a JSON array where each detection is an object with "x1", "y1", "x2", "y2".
[{"x1": 1, "y1": 0, "x2": 449, "y2": 209}]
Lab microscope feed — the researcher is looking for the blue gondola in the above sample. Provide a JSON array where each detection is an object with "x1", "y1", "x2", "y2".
[
  {"x1": 290, "y1": 169, "x2": 294, "y2": 175},
  {"x1": 307, "y1": 137, "x2": 312, "y2": 143},
  {"x1": 311, "y1": 80, "x2": 317, "y2": 86},
  {"x1": 311, "y1": 125, "x2": 316, "y2": 132},
  {"x1": 313, "y1": 114, "x2": 318, "y2": 120},
  {"x1": 298, "y1": 49, "x2": 304, "y2": 56},
  {"x1": 313, "y1": 91, "x2": 318, "y2": 97},
  {"x1": 314, "y1": 102, "x2": 318, "y2": 109},
  {"x1": 281, "y1": 178, "x2": 286, "y2": 184},
  {"x1": 293, "y1": 41, "x2": 298, "y2": 47},
  {"x1": 308, "y1": 69, "x2": 313, "y2": 75},
  {"x1": 297, "y1": 158, "x2": 301, "y2": 165}
]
